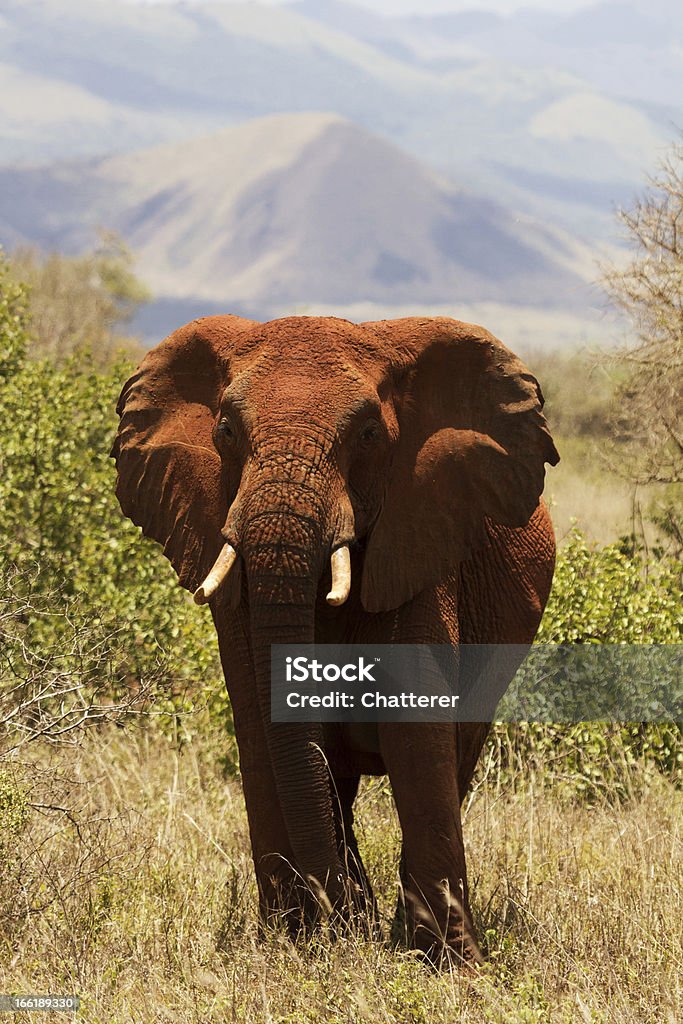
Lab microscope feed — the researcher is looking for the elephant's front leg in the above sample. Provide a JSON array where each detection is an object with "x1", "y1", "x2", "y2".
[{"x1": 379, "y1": 721, "x2": 482, "y2": 966}]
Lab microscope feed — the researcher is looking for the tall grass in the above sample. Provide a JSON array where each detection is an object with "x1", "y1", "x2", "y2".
[{"x1": 1, "y1": 725, "x2": 680, "y2": 1023}]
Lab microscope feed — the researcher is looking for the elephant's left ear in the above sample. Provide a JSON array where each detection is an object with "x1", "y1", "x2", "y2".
[
  {"x1": 110, "y1": 316, "x2": 256, "y2": 594},
  {"x1": 359, "y1": 317, "x2": 559, "y2": 613}
]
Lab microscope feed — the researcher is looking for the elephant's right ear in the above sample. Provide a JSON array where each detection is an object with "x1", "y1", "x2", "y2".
[
  {"x1": 110, "y1": 316, "x2": 256, "y2": 594},
  {"x1": 359, "y1": 317, "x2": 559, "y2": 613}
]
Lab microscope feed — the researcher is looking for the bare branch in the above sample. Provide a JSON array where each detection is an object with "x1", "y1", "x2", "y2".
[
  {"x1": 0, "y1": 566, "x2": 169, "y2": 758},
  {"x1": 599, "y1": 132, "x2": 683, "y2": 550}
]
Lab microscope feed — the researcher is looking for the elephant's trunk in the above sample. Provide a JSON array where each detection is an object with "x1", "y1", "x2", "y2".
[{"x1": 242, "y1": 506, "x2": 346, "y2": 903}]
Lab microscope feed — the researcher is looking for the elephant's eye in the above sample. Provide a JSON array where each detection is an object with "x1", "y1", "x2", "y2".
[
  {"x1": 215, "y1": 416, "x2": 237, "y2": 447},
  {"x1": 357, "y1": 418, "x2": 382, "y2": 448}
]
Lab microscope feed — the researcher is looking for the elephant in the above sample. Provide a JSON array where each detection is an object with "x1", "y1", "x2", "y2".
[{"x1": 111, "y1": 314, "x2": 559, "y2": 965}]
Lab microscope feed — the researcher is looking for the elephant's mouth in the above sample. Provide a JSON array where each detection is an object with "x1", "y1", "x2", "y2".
[{"x1": 192, "y1": 540, "x2": 352, "y2": 608}]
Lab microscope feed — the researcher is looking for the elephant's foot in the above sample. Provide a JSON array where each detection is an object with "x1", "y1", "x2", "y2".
[
  {"x1": 258, "y1": 860, "x2": 376, "y2": 943},
  {"x1": 306, "y1": 868, "x2": 381, "y2": 943},
  {"x1": 256, "y1": 856, "x2": 322, "y2": 940},
  {"x1": 391, "y1": 884, "x2": 483, "y2": 969}
]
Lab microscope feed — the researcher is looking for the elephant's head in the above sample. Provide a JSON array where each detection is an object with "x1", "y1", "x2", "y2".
[{"x1": 111, "y1": 314, "x2": 558, "y2": 904}]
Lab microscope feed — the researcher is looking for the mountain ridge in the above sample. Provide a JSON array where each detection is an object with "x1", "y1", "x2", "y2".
[
  {"x1": 0, "y1": 112, "x2": 593, "y2": 324},
  {"x1": 1, "y1": 0, "x2": 678, "y2": 244}
]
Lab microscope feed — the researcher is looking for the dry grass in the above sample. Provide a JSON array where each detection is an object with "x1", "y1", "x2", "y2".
[
  {"x1": 544, "y1": 436, "x2": 668, "y2": 548},
  {"x1": 1, "y1": 725, "x2": 681, "y2": 1023}
]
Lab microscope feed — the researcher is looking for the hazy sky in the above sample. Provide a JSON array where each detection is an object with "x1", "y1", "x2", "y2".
[
  {"x1": 264, "y1": 0, "x2": 597, "y2": 12},
  {"x1": 131, "y1": 0, "x2": 600, "y2": 15}
]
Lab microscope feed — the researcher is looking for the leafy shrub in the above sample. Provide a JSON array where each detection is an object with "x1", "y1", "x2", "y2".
[
  {"x1": 0, "y1": 251, "x2": 225, "y2": 748},
  {"x1": 8, "y1": 234, "x2": 148, "y2": 365},
  {"x1": 488, "y1": 534, "x2": 682, "y2": 798},
  {"x1": 539, "y1": 531, "x2": 681, "y2": 644},
  {"x1": 0, "y1": 772, "x2": 28, "y2": 863}
]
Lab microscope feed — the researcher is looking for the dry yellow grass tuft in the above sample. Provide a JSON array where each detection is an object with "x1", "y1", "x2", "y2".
[
  {"x1": 544, "y1": 436, "x2": 669, "y2": 549},
  {"x1": 1, "y1": 728, "x2": 681, "y2": 1023}
]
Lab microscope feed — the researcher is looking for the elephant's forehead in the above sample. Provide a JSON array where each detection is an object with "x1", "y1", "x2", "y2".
[
  {"x1": 226, "y1": 359, "x2": 376, "y2": 422},
  {"x1": 230, "y1": 316, "x2": 387, "y2": 371}
]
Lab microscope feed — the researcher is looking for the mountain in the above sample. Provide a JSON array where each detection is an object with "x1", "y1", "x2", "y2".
[
  {"x1": 1, "y1": 0, "x2": 678, "y2": 244},
  {"x1": 1, "y1": 0, "x2": 680, "y2": 347},
  {"x1": 0, "y1": 112, "x2": 593, "y2": 333},
  {"x1": 293, "y1": 0, "x2": 682, "y2": 235}
]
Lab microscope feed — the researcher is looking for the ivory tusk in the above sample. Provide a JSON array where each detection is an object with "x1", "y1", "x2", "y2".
[
  {"x1": 326, "y1": 545, "x2": 351, "y2": 607},
  {"x1": 193, "y1": 543, "x2": 238, "y2": 605}
]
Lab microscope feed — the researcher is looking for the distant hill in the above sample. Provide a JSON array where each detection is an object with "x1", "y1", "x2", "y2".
[
  {"x1": 0, "y1": 112, "x2": 594, "y2": 332},
  {"x1": 2, "y1": 0, "x2": 680, "y2": 346},
  {"x1": 1, "y1": 0, "x2": 679, "y2": 243}
]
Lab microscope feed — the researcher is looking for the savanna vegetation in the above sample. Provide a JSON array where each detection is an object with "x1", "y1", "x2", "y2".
[
  {"x1": 540, "y1": 136, "x2": 683, "y2": 553},
  {"x1": 0, "y1": 143, "x2": 680, "y2": 1023}
]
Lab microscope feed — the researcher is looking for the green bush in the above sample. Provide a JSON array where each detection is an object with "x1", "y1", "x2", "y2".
[
  {"x1": 489, "y1": 534, "x2": 681, "y2": 797},
  {"x1": 0, "y1": 772, "x2": 28, "y2": 861},
  {"x1": 0, "y1": 251, "x2": 224, "y2": 746},
  {"x1": 8, "y1": 235, "x2": 148, "y2": 365},
  {"x1": 539, "y1": 531, "x2": 681, "y2": 644}
]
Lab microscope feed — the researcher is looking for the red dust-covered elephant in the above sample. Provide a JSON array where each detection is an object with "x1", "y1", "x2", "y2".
[{"x1": 111, "y1": 315, "x2": 558, "y2": 964}]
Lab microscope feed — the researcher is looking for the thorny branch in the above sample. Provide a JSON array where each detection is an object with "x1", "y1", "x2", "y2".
[
  {"x1": 0, "y1": 567, "x2": 162, "y2": 757},
  {"x1": 600, "y1": 135, "x2": 683, "y2": 542}
]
